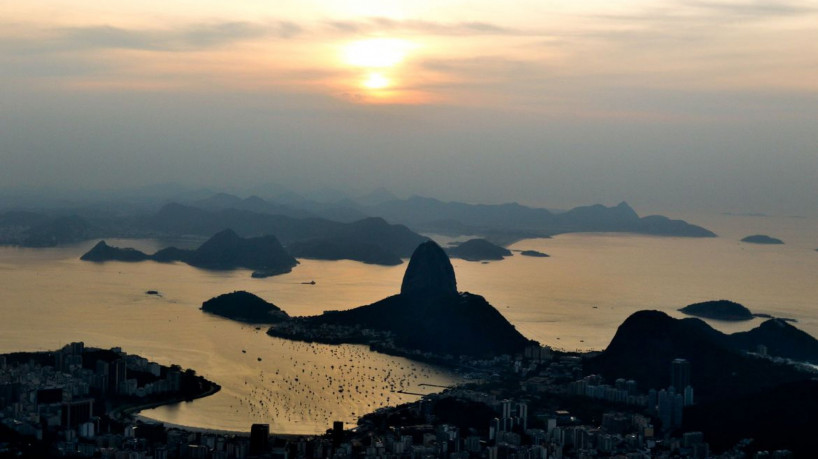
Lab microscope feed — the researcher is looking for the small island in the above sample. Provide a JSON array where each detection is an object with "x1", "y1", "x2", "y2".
[
  {"x1": 201, "y1": 291, "x2": 289, "y2": 324},
  {"x1": 678, "y1": 300, "x2": 753, "y2": 321},
  {"x1": 446, "y1": 238, "x2": 511, "y2": 261},
  {"x1": 741, "y1": 234, "x2": 784, "y2": 245},
  {"x1": 520, "y1": 250, "x2": 549, "y2": 258}
]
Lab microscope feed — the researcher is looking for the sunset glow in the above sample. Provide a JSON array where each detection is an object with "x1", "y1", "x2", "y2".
[
  {"x1": 362, "y1": 72, "x2": 390, "y2": 89},
  {"x1": 342, "y1": 38, "x2": 413, "y2": 71}
]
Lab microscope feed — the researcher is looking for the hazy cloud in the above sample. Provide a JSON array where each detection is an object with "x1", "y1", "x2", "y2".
[
  {"x1": 324, "y1": 17, "x2": 522, "y2": 36},
  {"x1": 30, "y1": 21, "x2": 302, "y2": 53}
]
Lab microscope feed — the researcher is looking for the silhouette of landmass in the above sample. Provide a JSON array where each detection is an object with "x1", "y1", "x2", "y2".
[
  {"x1": 519, "y1": 250, "x2": 549, "y2": 257},
  {"x1": 585, "y1": 311, "x2": 817, "y2": 403},
  {"x1": 80, "y1": 229, "x2": 298, "y2": 277},
  {"x1": 81, "y1": 240, "x2": 151, "y2": 262},
  {"x1": 446, "y1": 238, "x2": 512, "y2": 261},
  {"x1": 678, "y1": 300, "x2": 753, "y2": 321},
  {"x1": 201, "y1": 291, "x2": 289, "y2": 324},
  {"x1": 267, "y1": 241, "x2": 532, "y2": 358},
  {"x1": 0, "y1": 194, "x2": 715, "y2": 248},
  {"x1": 366, "y1": 197, "x2": 715, "y2": 242},
  {"x1": 741, "y1": 234, "x2": 784, "y2": 244}
]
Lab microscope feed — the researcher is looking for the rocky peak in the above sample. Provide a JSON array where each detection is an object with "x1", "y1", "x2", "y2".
[{"x1": 400, "y1": 240, "x2": 458, "y2": 296}]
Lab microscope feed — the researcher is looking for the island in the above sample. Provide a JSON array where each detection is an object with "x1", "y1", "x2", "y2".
[
  {"x1": 201, "y1": 291, "x2": 289, "y2": 324},
  {"x1": 81, "y1": 241, "x2": 150, "y2": 262},
  {"x1": 80, "y1": 229, "x2": 298, "y2": 278},
  {"x1": 446, "y1": 238, "x2": 512, "y2": 261},
  {"x1": 520, "y1": 249, "x2": 549, "y2": 257},
  {"x1": 741, "y1": 234, "x2": 784, "y2": 244},
  {"x1": 678, "y1": 299, "x2": 753, "y2": 321},
  {"x1": 265, "y1": 240, "x2": 533, "y2": 359}
]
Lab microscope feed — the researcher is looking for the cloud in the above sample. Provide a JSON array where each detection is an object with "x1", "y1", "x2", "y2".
[
  {"x1": 7, "y1": 21, "x2": 303, "y2": 54},
  {"x1": 324, "y1": 17, "x2": 523, "y2": 37},
  {"x1": 683, "y1": 0, "x2": 817, "y2": 18}
]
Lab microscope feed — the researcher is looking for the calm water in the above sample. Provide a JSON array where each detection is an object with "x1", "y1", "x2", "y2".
[{"x1": 0, "y1": 213, "x2": 816, "y2": 433}]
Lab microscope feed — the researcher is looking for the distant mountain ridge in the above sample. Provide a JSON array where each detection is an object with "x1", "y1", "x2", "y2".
[
  {"x1": 0, "y1": 191, "x2": 715, "y2": 247},
  {"x1": 365, "y1": 197, "x2": 715, "y2": 242}
]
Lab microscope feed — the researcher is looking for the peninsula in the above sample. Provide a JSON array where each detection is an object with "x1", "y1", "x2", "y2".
[{"x1": 266, "y1": 241, "x2": 533, "y2": 359}]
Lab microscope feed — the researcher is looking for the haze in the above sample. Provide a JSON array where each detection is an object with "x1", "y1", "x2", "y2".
[{"x1": 1, "y1": 0, "x2": 816, "y2": 215}]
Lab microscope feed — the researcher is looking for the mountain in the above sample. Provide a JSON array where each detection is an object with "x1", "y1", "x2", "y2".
[
  {"x1": 400, "y1": 241, "x2": 458, "y2": 296},
  {"x1": 446, "y1": 239, "x2": 512, "y2": 261},
  {"x1": 678, "y1": 300, "x2": 753, "y2": 321},
  {"x1": 80, "y1": 241, "x2": 150, "y2": 262},
  {"x1": 741, "y1": 234, "x2": 784, "y2": 244},
  {"x1": 201, "y1": 291, "x2": 289, "y2": 324},
  {"x1": 731, "y1": 319, "x2": 818, "y2": 364},
  {"x1": 585, "y1": 310, "x2": 815, "y2": 402},
  {"x1": 268, "y1": 241, "x2": 532, "y2": 358},
  {"x1": 184, "y1": 229, "x2": 296, "y2": 273},
  {"x1": 554, "y1": 202, "x2": 716, "y2": 237}
]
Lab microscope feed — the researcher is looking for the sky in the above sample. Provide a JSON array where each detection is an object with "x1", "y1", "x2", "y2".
[{"x1": 1, "y1": 0, "x2": 817, "y2": 215}]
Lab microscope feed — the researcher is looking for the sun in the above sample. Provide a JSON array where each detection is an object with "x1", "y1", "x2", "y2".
[
  {"x1": 362, "y1": 73, "x2": 390, "y2": 90},
  {"x1": 342, "y1": 38, "x2": 412, "y2": 68}
]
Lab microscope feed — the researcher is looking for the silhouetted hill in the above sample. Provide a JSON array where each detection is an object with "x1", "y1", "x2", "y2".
[
  {"x1": 401, "y1": 241, "x2": 458, "y2": 296},
  {"x1": 731, "y1": 319, "x2": 818, "y2": 364},
  {"x1": 741, "y1": 234, "x2": 784, "y2": 244},
  {"x1": 80, "y1": 241, "x2": 150, "y2": 262},
  {"x1": 585, "y1": 311, "x2": 814, "y2": 402},
  {"x1": 555, "y1": 202, "x2": 716, "y2": 237},
  {"x1": 268, "y1": 241, "x2": 531, "y2": 358},
  {"x1": 446, "y1": 239, "x2": 512, "y2": 261},
  {"x1": 679, "y1": 300, "x2": 753, "y2": 321},
  {"x1": 520, "y1": 250, "x2": 549, "y2": 257},
  {"x1": 184, "y1": 229, "x2": 296, "y2": 273},
  {"x1": 201, "y1": 291, "x2": 289, "y2": 324}
]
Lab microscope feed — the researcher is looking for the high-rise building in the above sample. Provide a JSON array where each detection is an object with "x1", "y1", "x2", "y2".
[
  {"x1": 671, "y1": 358, "x2": 691, "y2": 392},
  {"x1": 517, "y1": 402, "x2": 528, "y2": 431},
  {"x1": 332, "y1": 421, "x2": 344, "y2": 449},
  {"x1": 249, "y1": 423, "x2": 269, "y2": 455},
  {"x1": 61, "y1": 399, "x2": 94, "y2": 428}
]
